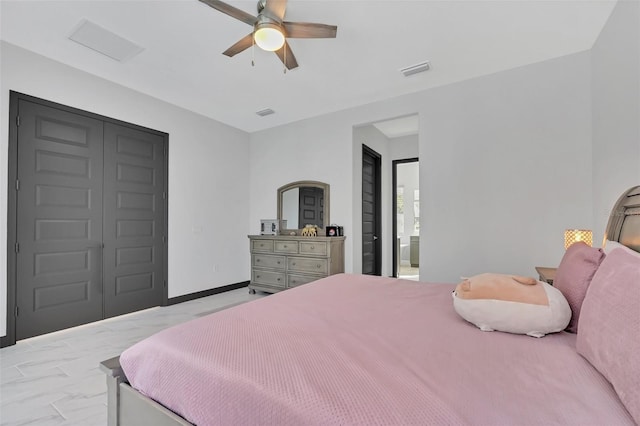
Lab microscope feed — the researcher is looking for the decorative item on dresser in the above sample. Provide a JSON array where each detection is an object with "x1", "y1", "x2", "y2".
[{"x1": 248, "y1": 234, "x2": 345, "y2": 294}]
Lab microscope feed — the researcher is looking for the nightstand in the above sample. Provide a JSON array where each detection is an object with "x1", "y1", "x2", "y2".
[{"x1": 535, "y1": 266, "x2": 557, "y2": 285}]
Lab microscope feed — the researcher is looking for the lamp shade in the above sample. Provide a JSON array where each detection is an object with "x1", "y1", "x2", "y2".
[
  {"x1": 564, "y1": 229, "x2": 593, "y2": 249},
  {"x1": 254, "y1": 24, "x2": 285, "y2": 51}
]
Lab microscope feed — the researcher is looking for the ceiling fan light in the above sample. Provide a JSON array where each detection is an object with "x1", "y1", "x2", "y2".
[{"x1": 254, "y1": 26, "x2": 285, "y2": 51}]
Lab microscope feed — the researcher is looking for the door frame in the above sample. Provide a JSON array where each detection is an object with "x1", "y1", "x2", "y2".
[
  {"x1": 2, "y1": 91, "x2": 169, "y2": 347},
  {"x1": 362, "y1": 144, "x2": 382, "y2": 276},
  {"x1": 392, "y1": 157, "x2": 419, "y2": 278}
]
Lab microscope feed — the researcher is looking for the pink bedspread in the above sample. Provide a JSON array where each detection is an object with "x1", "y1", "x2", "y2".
[{"x1": 120, "y1": 274, "x2": 634, "y2": 425}]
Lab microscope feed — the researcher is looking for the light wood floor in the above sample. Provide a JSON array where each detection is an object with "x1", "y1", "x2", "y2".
[{"x1": 0, "y1": 287, "x2": 264, "y2": 425}]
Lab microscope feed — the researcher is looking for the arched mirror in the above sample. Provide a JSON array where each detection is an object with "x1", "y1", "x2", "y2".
[{"x1": 278, "y1": 181, "x2": 330, "y2": 233}]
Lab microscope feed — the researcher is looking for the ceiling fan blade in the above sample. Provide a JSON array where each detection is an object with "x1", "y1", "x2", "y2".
[
  {"x1": 198, "y1": 0, "x2": 257, "y2": 26},
  {"x1": 274, "y1": 41, "x2": 298, "y2": 70},
  {"x1": 283, "y1": 22, "x2": 337, "y2": 38},
  {"x1": 223, "y1": 33, "x2": 254, "y2": 57},
  {"x1": 263, "y1": 0, "x2": 287, "y2": 21}
]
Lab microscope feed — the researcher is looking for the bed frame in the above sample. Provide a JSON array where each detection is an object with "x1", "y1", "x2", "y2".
[{"x1": 100, "y1": 185, "x2": 640, "y2": 426}]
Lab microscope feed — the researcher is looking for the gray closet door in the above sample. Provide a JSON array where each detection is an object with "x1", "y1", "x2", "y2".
[
  {"x1": 103, "y1": 123, "x2": 165, "y2": 318},
  {"x1": 16, "y1": 100, "x2": 105, "y2": 339}
]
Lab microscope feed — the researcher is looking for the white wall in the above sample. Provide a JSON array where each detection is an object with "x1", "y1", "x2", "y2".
[
  {"x1": 250, "y1": 51, "x2": 594, "y2": 283},
  {"x1": 591, "y1": 0, "x2": 640, "y2": 245},
  {"x1": 419, "y1": 52, "x2": 593, "y2": 281},
  {"x1": 389, "y1": 134, "x2": 419, "y2": 161},
  {"x1": 0, "y1": 42, "x2": 251, "y2": 337}
]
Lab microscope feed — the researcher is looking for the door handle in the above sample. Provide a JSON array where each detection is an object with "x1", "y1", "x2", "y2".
[
  {"x1": 373, "y1": 235, "x2": 378, "y2": 240},
  {"x1": 85, "y1": 242, "x2": 104, "y2": 249}
]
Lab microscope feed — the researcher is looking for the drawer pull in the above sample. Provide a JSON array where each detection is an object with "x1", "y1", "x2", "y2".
[
  {"x1": 256, "y1": 259, "x2": 260, "y2": 262},
  {"x1": 256, "y1": 275, "x2": 261, "y2": 279},
  {"x1": 277, "y1": 261, "x2": 281, "y2": 264},
  {"x1": 260, "y1": 243, "x2": 264, "y2": 247},
  {"x1": 284, "y1": 245, "x2": 288, "y2": 248},
  {"x1": 317, "y1": 264, "x2": 321, "y2": 268},
  {"x1": 277, "y1": 278, "x2": 281, "y2": 282},
  {"x1": 292, "y1": 262, "x2": 296, "y2": 266},
  {"x1": 310, "y1": 245, "x2": 315, "y2": 249}
]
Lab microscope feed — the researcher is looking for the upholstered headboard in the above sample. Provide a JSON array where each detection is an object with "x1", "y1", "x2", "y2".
[{"x1": 604, "y1": 186, "x2": 640, "y2": 253}]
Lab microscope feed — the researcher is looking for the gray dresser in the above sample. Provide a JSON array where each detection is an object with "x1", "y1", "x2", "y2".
[{"x1": 248, "y1": 235, "x2": 345, "y2": 294}]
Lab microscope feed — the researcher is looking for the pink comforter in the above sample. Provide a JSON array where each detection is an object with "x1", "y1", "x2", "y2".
[{"x1": 120, "y1": 274, "x2": 634, "y2": 425}]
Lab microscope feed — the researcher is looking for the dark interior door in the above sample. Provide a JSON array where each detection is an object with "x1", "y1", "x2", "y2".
[
  {"x1": 16, "y1": 100, "x2": 105, "y2": 339},
  {"x1": 103, "y1": 123, "x2": 166, "y2": 318},
  {"x1": 8, "y1": 92, "x2": 168, "y2": 345},
  {"x1": 298, "y1": 187, "x2": 324, "y2": 228},
  {"x1": 362, "y1": 145, "x2": 382, "y2": 275}
]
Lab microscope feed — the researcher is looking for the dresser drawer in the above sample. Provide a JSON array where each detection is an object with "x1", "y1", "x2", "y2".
[
  {"x1": 251, "y1": 240, "x2": 274, "y2": 253},
  {"x1": 287, "y1": 274, "x2": 322, "y2": 288},
  {"x1": 288, "y1": 257, "x2": 328, "y2": 275},
  {"x1": 274, "y1": 240, "x2": 299, "y2": 254},
  {"x1": 252, "y1": 270, "x2": 285, "y2": 288},
  {"x1": 299, "y1": 241, "x2": 328, "y2": 256},
  {"x1": 252, "y1": 254, "x2": 286, "y2": 270}
]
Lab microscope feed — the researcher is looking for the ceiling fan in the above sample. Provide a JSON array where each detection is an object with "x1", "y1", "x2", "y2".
[{"x1": 198, "y1": 0, "x2": 337, "y2": 70}]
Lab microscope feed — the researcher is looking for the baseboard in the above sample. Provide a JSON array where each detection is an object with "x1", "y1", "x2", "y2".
[
  {"x1": 167, "y1": 281, "x2": 249, "y2": 306},
  {"x1": 0, "y1": 334, "x2": 15, "y2": 349}
]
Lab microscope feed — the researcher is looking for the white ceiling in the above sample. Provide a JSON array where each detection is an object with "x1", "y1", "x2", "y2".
[
  {"x1": 373, "y1": 114, "x2": 419, "y2": 139},
  {"x1": 0, "y1": 0, "x2": 616, "y2": 133}
]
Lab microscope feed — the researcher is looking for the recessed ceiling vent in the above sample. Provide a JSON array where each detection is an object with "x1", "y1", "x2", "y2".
[
  {"x1": 400, "y1": 61, "x2": 431, "y2": 77},
  {"x1": 256, "y1": 108, "x2": 275, "y2": 117},
  {"x1": 69, "y1": 19, "x2": 144, "y2": 62}
]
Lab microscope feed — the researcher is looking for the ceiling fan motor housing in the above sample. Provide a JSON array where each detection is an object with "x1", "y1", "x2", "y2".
[{"x1": 257, "y1": 0, "x2": 267, "y2": 14}]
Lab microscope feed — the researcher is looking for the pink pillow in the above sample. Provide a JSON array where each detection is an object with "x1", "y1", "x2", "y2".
[
  {"x1": 553, "y1": 242, "x2": 605, "y2": 333},
  {"x1": 576, "y1": 248, "x2": 640, "y2": 424}
]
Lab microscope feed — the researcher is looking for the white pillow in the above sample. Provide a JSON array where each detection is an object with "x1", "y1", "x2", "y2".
[{"x1": 452, "y1": 275, "x2": 571, "y2": 338}]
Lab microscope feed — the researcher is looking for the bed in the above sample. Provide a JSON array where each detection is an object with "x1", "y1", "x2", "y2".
[{"x1": 101, "y1": 186, "x2": 640, "y2": 426}]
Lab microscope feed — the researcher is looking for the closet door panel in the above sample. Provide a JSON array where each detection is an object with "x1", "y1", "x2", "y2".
[
  {"x1": 15, "y1": 100, "x2": 104, "y2": 339},
  {"x1": 103, "y1": 123, "x2": 166, "y2": 318}
]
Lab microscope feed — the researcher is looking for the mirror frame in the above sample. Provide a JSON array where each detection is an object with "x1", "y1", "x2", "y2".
[{"x1": 277, "y1": 180, "x2": 330, "y2": 234}]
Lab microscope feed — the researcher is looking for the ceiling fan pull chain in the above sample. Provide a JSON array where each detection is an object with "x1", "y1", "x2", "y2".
[
  {"x1": 283, "y1": 46, "x2": 287, "y2": 74},
  {"x1": 252, "y1": 37, "x2": 255, "y2": 67}
]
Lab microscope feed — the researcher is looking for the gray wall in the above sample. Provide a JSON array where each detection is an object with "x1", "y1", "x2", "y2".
[{"x1": 591, "y1": 0, "x2": 640, "y2": 244}]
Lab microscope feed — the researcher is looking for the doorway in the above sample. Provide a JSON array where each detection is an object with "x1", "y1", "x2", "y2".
[
  {"x1": 362, "y1": 145, "x2": 382, "y2": 275},
  {"x1": 5, "y1": 92, "x2": 168, "y2": 345},
  {"x1": 392, "y1": 159, "x2": 419, "y2": 280}
]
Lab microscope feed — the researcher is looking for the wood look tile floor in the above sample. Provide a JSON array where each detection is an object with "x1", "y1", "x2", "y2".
[{"x1": 0, "y1": 288, "x2": 264, "y2": 426}]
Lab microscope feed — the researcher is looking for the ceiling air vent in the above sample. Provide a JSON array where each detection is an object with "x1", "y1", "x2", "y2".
[
  {"x1": 69, "y1": 19, "x2": 144, "y2": 62},
  {"x1": 400, "y1": 61, "x2": 431, "y2": 77},
  {"x1": 256, "y1": 108, "x2": 275, "y2": 117}
]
